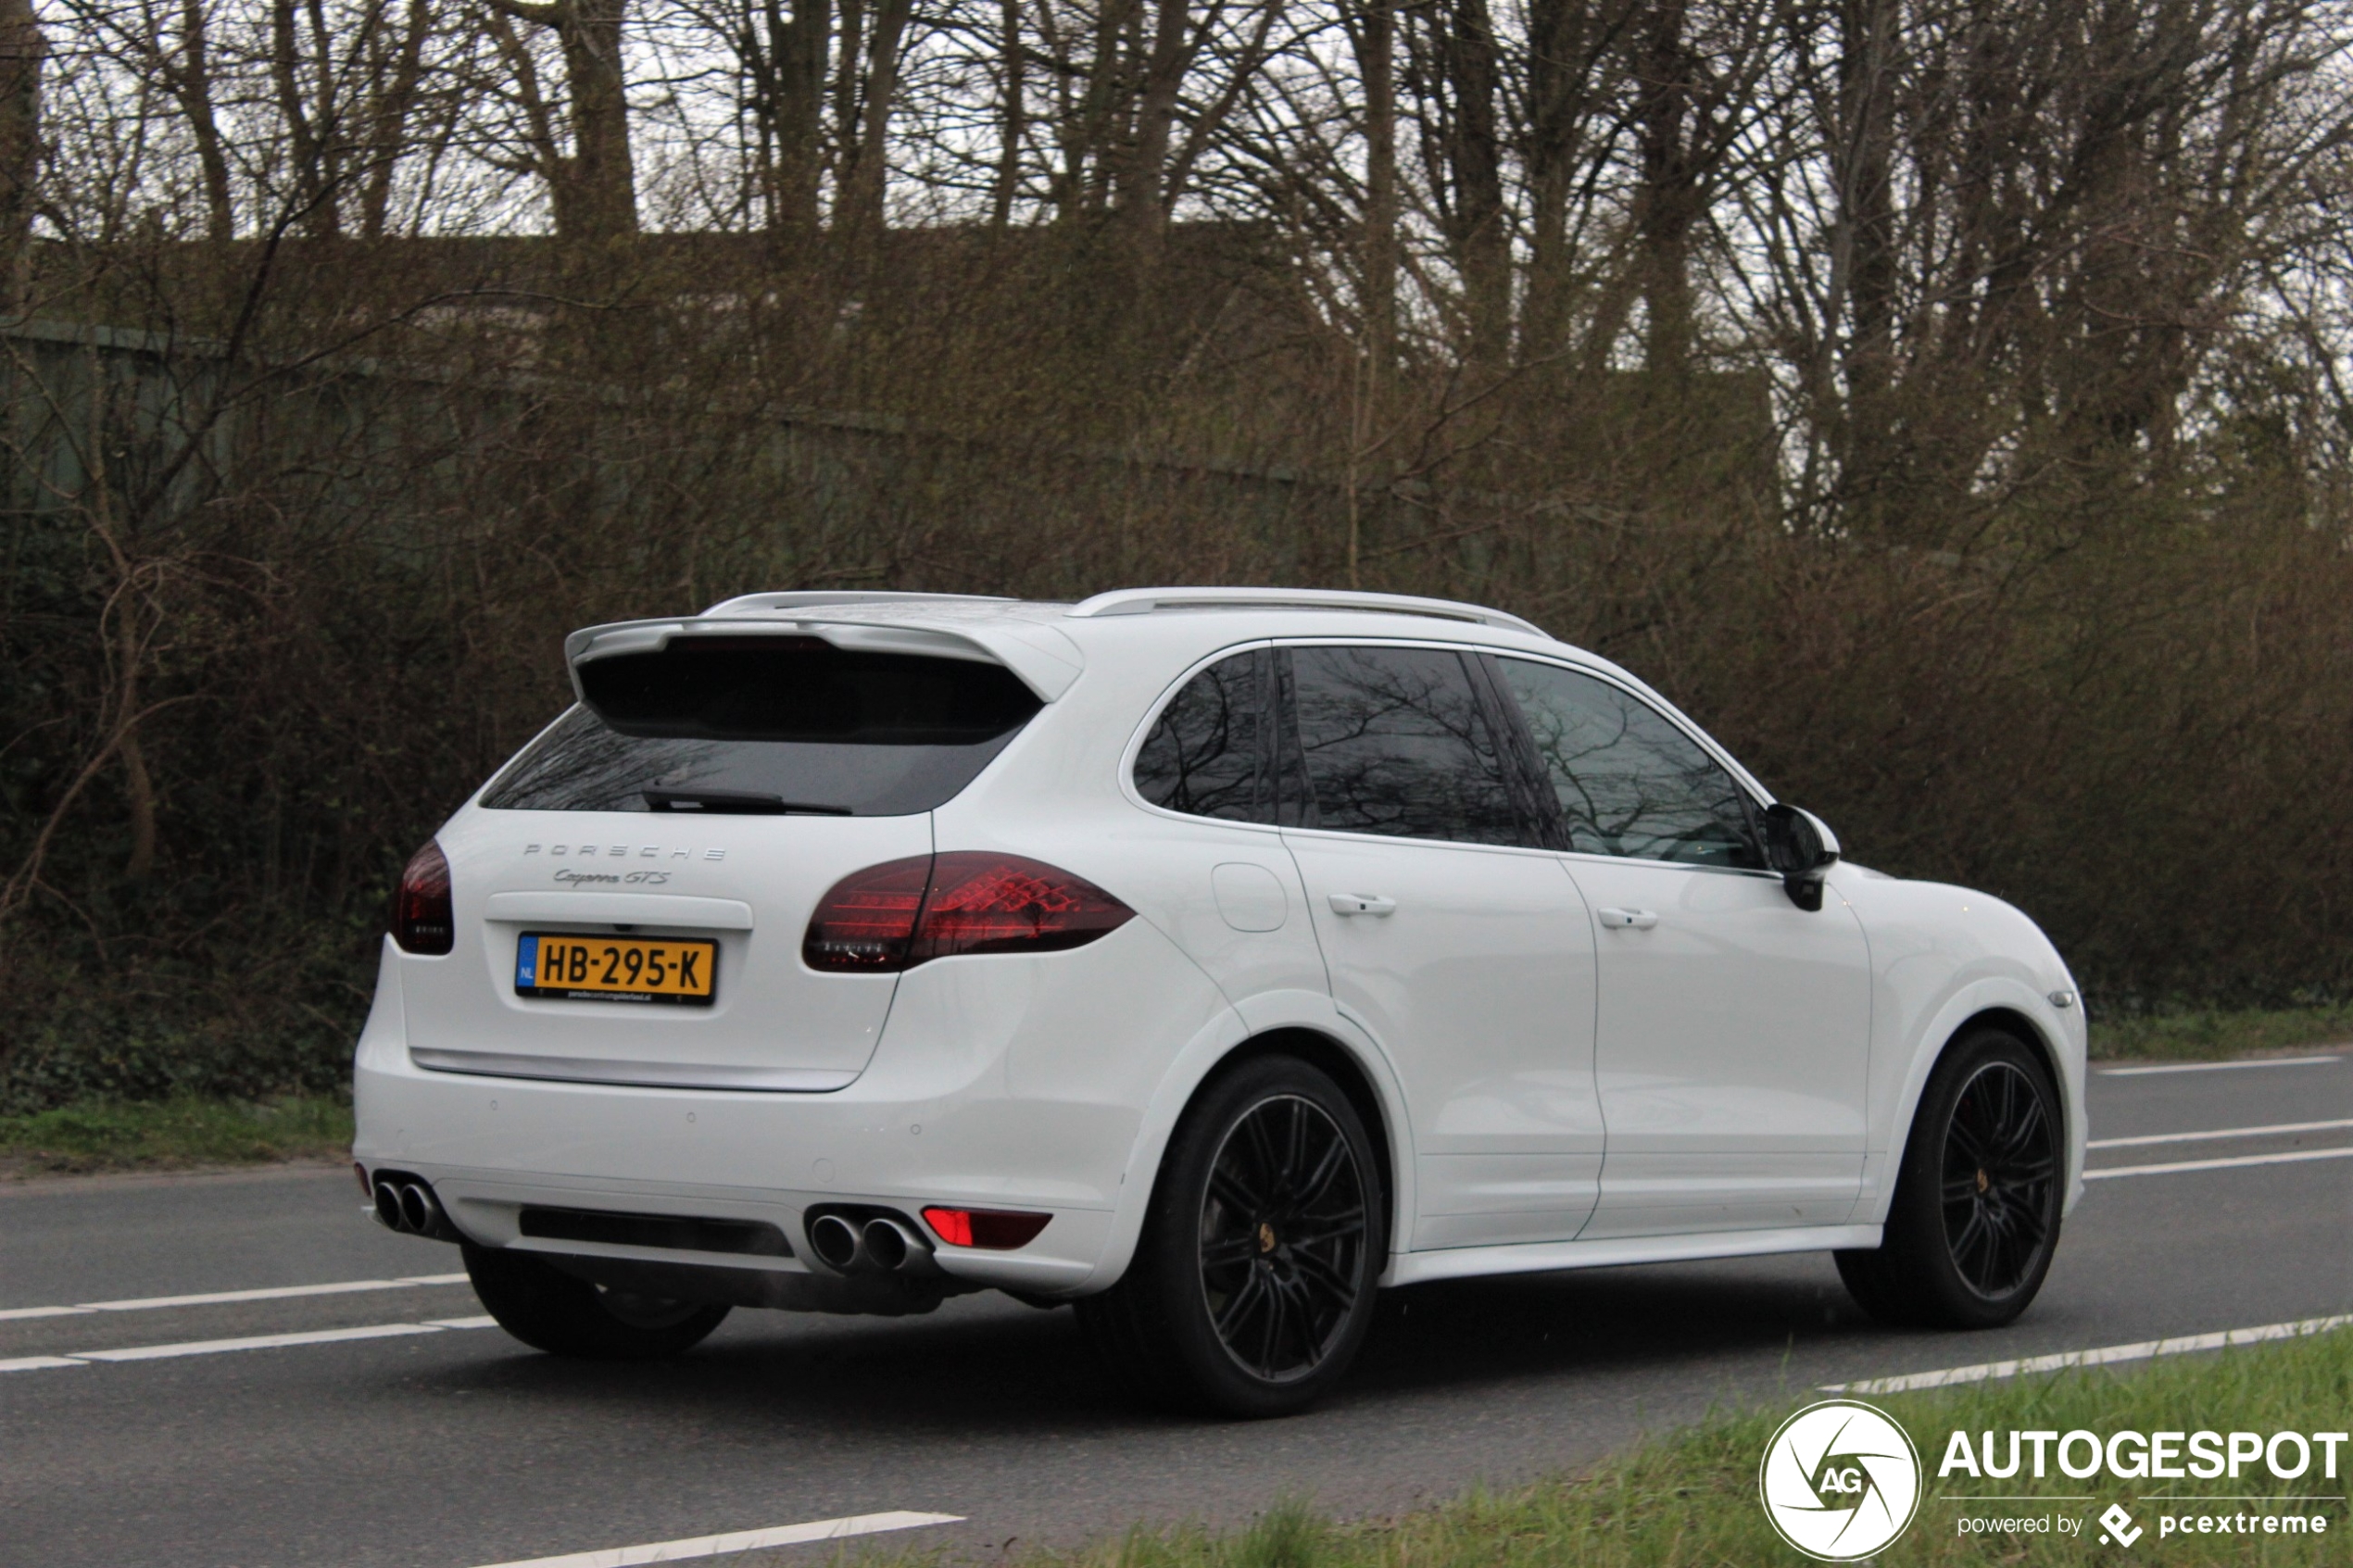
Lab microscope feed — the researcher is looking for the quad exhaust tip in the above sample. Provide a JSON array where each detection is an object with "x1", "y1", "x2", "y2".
[
  {"x1": 808, "y1": 1212, "x2": 862, "y2": 1271},
  {"x1": 371, "y1": 1173, "x2": 453, "y2": 1239},
  {"x1": 806, "y1": 1210, "x2": 931, "y2": 1274},
  {"x1": 861, "y1": 1217, "x2": 913, "y2": 1271},
  {"x1": 398, "y1": 1183, "x2": 439, "y2": 1236}
]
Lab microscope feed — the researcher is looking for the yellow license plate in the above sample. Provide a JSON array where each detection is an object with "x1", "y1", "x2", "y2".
[{"x1": 516, "y1": 933, "x2": 717, "y2": 1006}]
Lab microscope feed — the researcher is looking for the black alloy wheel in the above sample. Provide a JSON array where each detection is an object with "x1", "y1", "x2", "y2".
[
  {"x1": 1076, "y1": 1055, "x2": 1387, "y2": 1416},
  {"x1": 1939, "y1": 1059, "x2": 2058, "y2": 1298},
  {"x1": 1836, "y1": 1028, "x2": 2065, "y2": 1330},
  {"x1": 1197, "y1": 1093, "x2": 1372, "y2": 1383}
]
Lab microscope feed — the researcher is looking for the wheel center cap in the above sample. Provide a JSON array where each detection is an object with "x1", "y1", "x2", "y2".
[
  {"x1": 1257, "y1": 1222, "x2": 1278, "y2": 1254},
  {"x1": 1976, "y1": 1168, "x2": 1990, "y2": 1194}
]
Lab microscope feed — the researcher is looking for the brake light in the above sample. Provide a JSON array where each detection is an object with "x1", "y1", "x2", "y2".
[
  {"x1": 922, "y1": 1207, "x2": 1051, "y2": 1249},
  {"x1": 390, "y1": 840, "x2": 454, "y2": 954},
  {"x1": 802, "y1": 855, "x2": 933, "y2": 970},
  {"x1": 803, "y1": 852, "x2": 1134, "y2": 972},
  {"x1": 914, "y1": 853, "x2": 1134, "y2": 961}
]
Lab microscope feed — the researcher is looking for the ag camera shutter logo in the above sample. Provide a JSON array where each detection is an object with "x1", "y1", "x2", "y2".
[{"x1": 1759, "y1": 1399, "x2": 1924, "y2": 1560}]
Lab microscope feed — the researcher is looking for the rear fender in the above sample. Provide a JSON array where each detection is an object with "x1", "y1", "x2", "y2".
[
  {"x1": 351, "y1": 938, "x2": 407, "y2": 1160},
  {"x1": 1079, "y1": 989, "x2": 1418, "y2": 1293}
]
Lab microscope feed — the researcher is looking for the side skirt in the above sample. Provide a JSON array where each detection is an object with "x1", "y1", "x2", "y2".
[{"x1": 1382, "y1": 1223, "x2": 1883, "y2": 1288}]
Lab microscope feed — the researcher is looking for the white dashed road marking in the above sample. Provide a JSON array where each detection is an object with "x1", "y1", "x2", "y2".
[
  {"x1": 0, "y1": 1273, "x2": 470, "y2": 1322},
  {"x1": 2098, "y1": 1055, "x2": 2343, "y2": 1077},
  {"x1": 2084, "y1": 1146, "x2": 2353, "y2": 1180},
  {"x1": 468, "y1": 1511, "x2": 966, "y2": 1568},
  {"x1": 0, "y1": 1315, "x2": 498, "y2": 1372},
  {"x1": 2088, "y1": 1117, "x2": 2353, "y2": 1149},
  {"x1": 1821, "y1": 1314, "x2": 2353, "y2": 1395}
]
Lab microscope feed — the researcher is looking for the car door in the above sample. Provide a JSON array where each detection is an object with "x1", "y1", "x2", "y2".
[
  {"x1": 1488, "y1": 656, "x2": 1872, "y2": 1240},
  {"x1": 1279, "y1": 643, "x2": 1605, "y2": 1249}
]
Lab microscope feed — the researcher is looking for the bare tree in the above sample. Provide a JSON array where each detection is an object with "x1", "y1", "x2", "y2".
[
  {"x1": 0, "y1": 0, "x2": 39, "y2": 307},
  {"x1": 484, "y1": 0, "x2": 641, "y2": 236}
]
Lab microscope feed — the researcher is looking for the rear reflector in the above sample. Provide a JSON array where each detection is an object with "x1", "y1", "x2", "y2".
[
  {"x1": 803, "y1": 853, "x2": 1133, "y2": 972},
  {"x1": 390, "y1": 840, "x2": 455, "y2": 955},
  {"x1": 921, "y1": 1207, "x2": 1052, "y2": 1249}
]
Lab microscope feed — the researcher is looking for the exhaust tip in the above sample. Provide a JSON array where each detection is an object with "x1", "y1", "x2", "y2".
[
  {"x1": 808, "y1": 1212, "x2": 862, "y2": 1271},
  {"x1": 398, "y1": 1183, "x2": 438, "y2": 1236},
  {"x1": 862, "y1": 1218, "x2": 911, "y2": 1272},
  {"x1": 373, "y1": 1180, "x2": 405, "y2": 1231}
]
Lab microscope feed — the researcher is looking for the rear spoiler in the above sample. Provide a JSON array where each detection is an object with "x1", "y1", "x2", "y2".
[{"x1": 561, "y1": 613, "x2": 1086, "y2": 703}]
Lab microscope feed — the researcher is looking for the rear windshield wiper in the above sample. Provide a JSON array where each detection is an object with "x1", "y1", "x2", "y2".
[{"x1": 642, "y1": 790, "x2": 852, "y2": 815}]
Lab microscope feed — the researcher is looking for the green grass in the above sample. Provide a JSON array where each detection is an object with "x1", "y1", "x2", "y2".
[
  {"x1": 2089, "y1": 1004, "x2": 2353, "y2": 1062},
  {"x1": 0, "y1": 1093, "x2": 353, "y2": 1175},
  {"x1": 976, "y1": 1327, "x2": 2352, "y2": 1568}
]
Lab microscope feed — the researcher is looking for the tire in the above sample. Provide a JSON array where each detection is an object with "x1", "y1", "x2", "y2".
[
  {"x1": 463, "y1": 1243, "x2": 732, "y2": 1360},
  {"x1": 1837, "y1": 1028, "x2": 2065, "y2": 1330},
  {"x1": 1076, "y1": 1056, "x2": 1387, "y2": 1418}
]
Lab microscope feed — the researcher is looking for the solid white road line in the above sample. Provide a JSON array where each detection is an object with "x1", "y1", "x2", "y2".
[
  {"x1": 2083, "y1": 1145, "x2": 2353, "y2": 1180},
  {"x1": 76, "y1": 1323, "x2": 450, "y2": 1362},
  {"x1": 0, "y1": 1272, "x2": 470, "y2": 1323},
  {"x1": 0, "y1": 1314, "x2": 499, "y2": 1372},
  {"x1": 1822, "y1": 1314, "x2": 2353, "y2": 1395},
  {"x1": 2098, "y1": 1055, "x2": 2343, "y2": 1077},
  {"x1": 2088, "y1": 1118, "x2": 2353, "y2": 1149},
  {"x1": 470, "y1": 1511, "x2": 966, "y2": 1568}
]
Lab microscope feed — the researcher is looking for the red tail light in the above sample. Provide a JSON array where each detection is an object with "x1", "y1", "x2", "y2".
[
  {"x1": 390, "y1": 840, "x2": 454, "y2": 955},
  {"x1": 912, "y1": 854, "x2": 1134, "y2": 962},
  {"x1": 922, "y1": 1207, "x2": 1052, "y2": 1249},
  {"x1": 801, "y1": 855, "x2": 933, "y2": 970},
  {"x1": 803, "y1": 852, "x2": 1134, "y2": 972}
]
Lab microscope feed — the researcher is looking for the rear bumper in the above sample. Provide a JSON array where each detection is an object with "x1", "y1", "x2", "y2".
[
  {"x1": 353, "y1": 1057, "x2": 1119, "y2": 1294},
  {"x1": 353, "y1": 918, "x2": 1234, "y2": 1298}
]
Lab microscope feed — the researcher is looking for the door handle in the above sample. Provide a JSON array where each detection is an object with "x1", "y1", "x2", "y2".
[
  {"x1": 1597, "y1": 907, "x2": 1658, "y2": 930},
  {"x1": 1328, "y1": 893, "x2": 1397, "y2": 917}
]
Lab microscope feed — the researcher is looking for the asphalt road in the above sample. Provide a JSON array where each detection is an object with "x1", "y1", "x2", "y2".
[{"x1": 4, "y1": 1054, "x2": 2349, "y2": 1568}]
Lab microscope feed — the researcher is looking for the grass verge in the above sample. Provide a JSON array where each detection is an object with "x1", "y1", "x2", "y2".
[
  {"x1": 2088, "y1": 1004, "x2": 2353, "y2": 1062},
  {"x1": 0, "y1": 1093, "x2": 353, "y2": 1176},
  {"x1": 993, "y1": 1327, "x2": 2352, "y2": 1568}
]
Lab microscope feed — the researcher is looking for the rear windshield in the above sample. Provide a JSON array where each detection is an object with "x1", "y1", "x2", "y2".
[{"x1": 482, "y1": 638, "x2": 1041, "y2": 816}]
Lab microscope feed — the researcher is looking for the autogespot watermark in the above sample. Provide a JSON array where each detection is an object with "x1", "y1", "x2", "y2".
[
  {"x1": 1760, "y1": 1403, "x2": 2349, "y2": 1556},
  {"x1": 1760, "y1": 1400, "x2": 1924, "y2": 1561},
  {"x1": 1938, "y1": 1425, "x2": 2347, "y2": 1547}
]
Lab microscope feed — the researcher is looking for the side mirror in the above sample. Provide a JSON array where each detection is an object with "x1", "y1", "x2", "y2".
[{"x1": 1763, "y1": 804, "x2": 1841, "y2": 911}]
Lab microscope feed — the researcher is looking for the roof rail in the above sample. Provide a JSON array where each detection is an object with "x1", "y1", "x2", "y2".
[
  {"x1": 702, "y1": 590, "x2": 1018, "y2": 617},
  {"x1": 1065, "y1": 586, "x2": 1550, "y2": 639}
]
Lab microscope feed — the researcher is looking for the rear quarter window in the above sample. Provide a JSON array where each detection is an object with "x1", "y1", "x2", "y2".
[
  {"x1": 483, "y1": 638, "x2": 1041, "y2": 816},
  {"x1": 1132, "y1": 649, "x2": 1273, "y2": 822}
]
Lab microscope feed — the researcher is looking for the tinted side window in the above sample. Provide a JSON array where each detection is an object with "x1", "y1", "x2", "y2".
[
  {"x1": 1134, "y1": 650, "x2": 1274, "y2": 822},
  {"x1": 1290, "y1": 646, "x2": 1526, "y2": 846},
  {"x1": 1493, "y1": 659, "x2": 1761, "y2": 868}
]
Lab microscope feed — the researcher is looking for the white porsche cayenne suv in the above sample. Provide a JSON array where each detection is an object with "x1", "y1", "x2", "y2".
[{"x1": 354, "y1": 586, "x2": 2085, "y2": 1415}]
